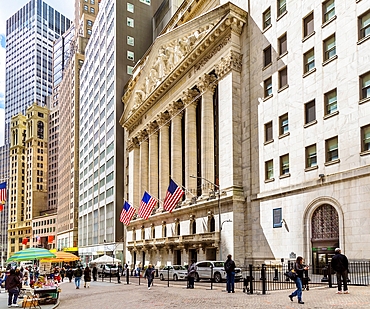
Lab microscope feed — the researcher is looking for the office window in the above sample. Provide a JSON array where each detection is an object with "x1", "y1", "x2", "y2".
[
  {"x1": 303, "y1": 12, "x2": 314, "y2": 37},
  {"x1": 87, "y1": 20, "x2": 93, "y2": 27},
  {"x1": 127, "y1": 51, "x2": 134, "y2": 61},
  {"x1": 84, "y1": 5, "x2": 88, "y2": 11},
  {"x1": 127, "y1": 65, "x2": 134, "y2": 75},
  {"x1": 127, "y1": 17, "x2": 134, "y2": 27},
  {"x1": 127, "y1": 36, "x2": 134, "y2": 46},
  {"x1": 324, "y1": 89, "x2": 337, "y2": 115},
  {"x1": 140, "y1": 0, "x2": 151, "y2": 5},
  {"x1": 323, "y1": 0, "x2": 335, "y2": 23},
  {"x1": 305, "y1": 100, "x2": 316, "y2": 124},
  {"x1": 91, "y1": 0, "x2": 95, "y2": 3},
  {"x1": 304, "y1": 48, "x2": 315, "y2": 73},
  {"x1": 279, "y1": 67, "x2": 288, "y2": 89},
  {"x1": 265, "y1": 160, "x2": 274, "y2": 180},
  {"x1": 277, "y1": 0, "x2": 286, "y2": 17},
  {"x1": 278, "y1": 33, "x2": 287, "y2": 56},
  {"x1": 361, "y1": 125, "x2": 370, "y2": 152},
  {"x1": 264, "y1": 77, "x2": 272, "y2": 97},
  {"x1": 280, "y1": 154, "x2": 289, "y2": 176},
  {"x1": 87, "y1": 29, "x2": 92, "y2": 35},
  {"x1": 263, "y1": 45, "x2": 272, "y2": 67},
  {"x1": 306, "y1": 144, "x2": 317, "y2": 168},
  {"x1": 265, "y1": 121, "x2": 273, "y2": 142},
  {"x1": 127, "y1": 3, "x2": 134, "y2": 13},
  {"x1": 326, "y1": 136, "x2": 338, "y2": 162},
  {"x1": 279, "y1": 113, "x2": 289, "y2": 135},
  {"x1": 359, "y1": 11, "x2": 370, "y2": 40},
  {"x1": 90, "y1": 7, "x2": 95, "y2": 13},
  {"x1": 360, "y1": 71, "x2": 370, "y2": 100},
  {"x1": 323, "y1": 34, "x2": 336, "y2": 60},
  {"x1": 263, "y1": 7, "x2": 271, "y2": 30}
]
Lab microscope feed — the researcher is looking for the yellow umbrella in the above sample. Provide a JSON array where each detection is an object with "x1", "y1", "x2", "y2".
[{"x1": 40, "y1": 251, "x2": 80, "y2": 263}]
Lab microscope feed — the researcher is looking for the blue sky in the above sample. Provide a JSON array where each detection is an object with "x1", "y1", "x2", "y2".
[{"x1": 0, "y1": 0, "x2": 75, "y2": 145}]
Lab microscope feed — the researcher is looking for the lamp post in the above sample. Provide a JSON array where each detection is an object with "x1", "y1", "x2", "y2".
[{"x1": 190, "y1": 175, "x2": 222, "y2": 260}]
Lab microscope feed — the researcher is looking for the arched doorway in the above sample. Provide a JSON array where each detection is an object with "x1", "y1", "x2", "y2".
[{"x1": 311, "y1": 204, "x2": 339, "y2": 274}]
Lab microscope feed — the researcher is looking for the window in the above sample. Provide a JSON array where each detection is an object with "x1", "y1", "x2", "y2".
[
  {"x1": 326, "y1": 136, "x2": 338, "y2": 162},
  {"x1": 323, "y1": 34, "x2": 336, "y2": 60},
  {"x1": 360, "y1": 71, "x2": 370, "y2": 100},
  {"x1": 140, "y1": 0, "x2": 151, "y2": 4},
  {"x1": 127, "y1": 17, "x2": 134, "y2": 27},
  {"x1": 359, "y1": 11, "x2": 370, "y2": 40},
  {"x1": 87, "y1": 20, "x2": 93, "y2": 27},
  {"x1": 84, "y1": 5, "x2": 88, "y2": 11},
  {"x1": 304, "y1": 48, "x2": 315, "y2": 73},
  {"x1": 87, "y1": 29, "x2": 92, "y2": 35},
  {"x1": 306, "y1": 144, "x2": 317, "y2": 168},
  {"x1": 279, "y1": 67, "x2": 288, "y2": 89},
  {"x1": 305, "y1": 100, "x2": 316, "y2": 124},
  {"x1": 303, "y1": 12, "x2": 314, "y2": 37},
  {"x1": 265, "y1": 121, "x2": 273, "y2": 142},
  {"x1": 90, "y1": 7, "x2": 95, "y2": 13},
  {"x1": 264, "y1": 77, "x2": 272, "y2": 97},
  {"x1": 324, "y1": 89, "x2": 337, "y2": 115},
  {"x1": 278, "y1": 33, "x2": 287, "y2": 56},
  {"x1": 90, "y1": 0, "x2": 95, "y2": 3},
  {"x1": 361, "y1": 125, "x2": 370, "y2": 152},
  {"x1": 127, "y1": 36, "x2": 134, "y2": 46},
  {"x1": 127, "y1": 65, "x2": 134, "y2": 75},
  {"x1": 277, "y1": 0, "x2": 286, "y2": 17},
  {"x1": 127, "y1": 51, "x2": 134, "y2": 61},
  {"x1": 263, "y1": 7, "x2": 271, "y2": 30},
  {"x1": 265, "y1": 160, "x2": 274, "y2": 180},
  {"x1": 263, "y1": 45, "x2": 272, "y2": 67},
  {"x1": 280, "y1": 154, "x2": 289, "y2": 176},
  {"x1": 323, "y1": 0, "x2": 335, "y2": 24},
  {"x1": 127, "y1": 3, "x2": 134, "y2": 13},
  {"x1": 279, "y1": 113, "x2": 289, "y2": 135}
]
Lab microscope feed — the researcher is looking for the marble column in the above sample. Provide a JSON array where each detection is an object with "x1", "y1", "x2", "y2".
[
  {"x1": 147, "y1": 122, "x2": 159, "y2": 202},
  {"x1": 138, "y1": 130, "x2": 149, "y2": 204},
  {"x1": 183, "y1": 89, "x2": 200, "y2": 201},
  {"x1": 157, "y1": 112, "x2": 170, "y2": 203},
  {"x1": 198, "y1": 74, "x2": 217, "y2": 196},
  {"x1": 168, "y1": 101, "x2": 184, "y2": 187},
  {"x1": 127, "y1": 137, "x2": 140, "y2": 206}
]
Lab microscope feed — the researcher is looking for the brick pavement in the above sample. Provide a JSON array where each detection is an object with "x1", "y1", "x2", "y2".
[{"x1": 52, "y1": 277, "x2": 370, "y2": 309}]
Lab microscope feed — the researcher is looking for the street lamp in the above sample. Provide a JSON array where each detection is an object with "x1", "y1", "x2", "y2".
[{"x1": 190, "y1": 175, "x2": 222, "y2": 260}]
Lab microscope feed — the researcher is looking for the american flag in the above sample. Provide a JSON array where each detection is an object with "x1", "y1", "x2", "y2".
[
  {"x1": 0, "y1": 182, "x2": 6, "y2": 211},
  {"x1": 163, "y1": 179, "x2": 184, "y2": 213},
  {"x1": 120, "y1": 201, "x2": 136, "y2": 226},
  {"x1": 138, "y1": 191, "x2": 157, "y2": 220}
]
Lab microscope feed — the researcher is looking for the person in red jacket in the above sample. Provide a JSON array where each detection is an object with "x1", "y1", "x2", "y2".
[{"x1": 5, "y1": 269, "x2": 21, "y2": 307}]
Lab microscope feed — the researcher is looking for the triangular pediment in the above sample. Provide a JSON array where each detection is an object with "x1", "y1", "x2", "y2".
[{"x1": 121, "y1": 2, "x2": 247, "y2": 130}]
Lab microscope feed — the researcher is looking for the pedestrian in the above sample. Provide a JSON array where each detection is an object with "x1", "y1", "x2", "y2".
[
  {"x1": 23, "y1": 267, "x2": 29, "y2": 286},
  {"x1": 144, "y1": 264, "x2": 155, "y2": 290},
  {"x1": 5, "y1": 268, "x2": 20, "y2": 307},
  {"x1": 187, "y1": 259, "x2": 197, "y2": 289},
  {"x1": 331, "y1": 248, "x2": 349, "y2": 294},
  {"x1": 60, "y1": 267, "x2": 65, "y2": 282},
  {"x1": 288, "y1": 256, "x2": 308, "y2": 304},
  {"x1": 66, "y1": 268, "x2": 73, "y2": 283},
  {"x1": 117, "y1": 263, "x2": 122, "y2": 283},
  {"x1": 92, "y1": 265, "x2": 98, "y2": 281},
  {"x1": 83, "y1": 266, "x2": 91, "y2": 288},
  {"x1": 225, "y1": 254, "x2": 236, "y2": 293},
  {"x1": 73, "y1": 266, "x2": 83, "y2": 289},
  {"x1": 123, "y1": 262, "x2": 129, "y2": 276}
]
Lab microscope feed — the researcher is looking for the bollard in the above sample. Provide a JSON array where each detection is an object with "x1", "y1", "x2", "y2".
[
  {"x1": 210, "y1": 264, "x2": 213, "y2": 290},
  {"x1": 328, "y1": 263, "x2": 332, "y2": 288},
  {"x1": 261, "y1": 264, "x2": 266, "y2": 295},
  {"x1": 167, "y1": 267, "x2": 170, "y2": 287},
  {"x1": 138, "y1": 269, "x2": 141, "y2": 285},
  {"x1": 126, "y1": 268, "x2": 129, "y2": 284},
  {"x1": 249, "y1": 264, "x2": 254, "y2": 295}
]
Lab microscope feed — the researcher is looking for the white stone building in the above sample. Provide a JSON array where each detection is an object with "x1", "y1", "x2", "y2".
[{"x1": 120, "y1": 0, "x2": 370, "y2": 272}]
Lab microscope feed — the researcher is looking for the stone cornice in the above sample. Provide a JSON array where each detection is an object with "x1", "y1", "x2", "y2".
[{"x1": 127, "y1": 137, "x2": 139, "y2": 152}]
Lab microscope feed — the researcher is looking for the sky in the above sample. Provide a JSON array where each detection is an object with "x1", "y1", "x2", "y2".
[{"x1": 0, "y1": 0, "x2": 75, "y2": 146}]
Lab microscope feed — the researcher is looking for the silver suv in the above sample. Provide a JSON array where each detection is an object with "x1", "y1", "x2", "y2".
[
  {"x1": 195, "y1": 261, "x2": 243, "y2": 283},
  {"x1": 98, "y1": 264, "x2": 118, "y2": 276}
]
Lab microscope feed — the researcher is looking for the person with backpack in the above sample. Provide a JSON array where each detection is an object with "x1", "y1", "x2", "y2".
[
  {"x1": 73, "y1": 266, "x2": 83, "y2": 289},
  {"x1": 225, "y1": 254, "x2": 236, "y2": 293}
]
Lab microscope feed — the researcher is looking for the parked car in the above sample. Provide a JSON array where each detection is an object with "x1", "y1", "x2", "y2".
[
  {"x1": 159, "y1": 265, "x2": 188, "y2": 281},
  {"x1": 194, "y1": 261, "x2": 243, "y2": 283},
  {"x1": 98, "y1": 264, "x2": 118, "y2": 276}
]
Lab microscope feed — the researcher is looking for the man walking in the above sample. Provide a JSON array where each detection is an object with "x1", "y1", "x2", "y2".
[
  {"x1": 73, "y1": 266, "x2": 83, "y2": 289},
  {"x1": 225, "y1": 254, "x2": 236, "y2": 293},
  {"x1": 331, "y1": 248, "x2": 349, "y2": 294}
]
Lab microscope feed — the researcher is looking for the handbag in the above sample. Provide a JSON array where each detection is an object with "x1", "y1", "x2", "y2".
[{"x1": 284, "y1": 269, "x2": 297, "y2": 281}]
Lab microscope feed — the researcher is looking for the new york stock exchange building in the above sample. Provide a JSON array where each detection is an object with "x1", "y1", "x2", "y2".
[{"x1": 120, "y1": 0, "x2": 370, "y2": 271}]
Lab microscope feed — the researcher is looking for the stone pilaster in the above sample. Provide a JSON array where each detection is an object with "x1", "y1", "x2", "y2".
[
  {"x1": 198, "y1": 73, "x2": 217, "y2": 196},
  {"x1": 127, "y1": 137, "x2": 140, "y2": 206},
  {"x1": 138, "y1": 130, "x2": 149, "y2": 202},
  {"x1": 182, "y1": 89, "x2": 200, "y2": 201},
  {"x1": 147, "y1": 122, "x2": 159, "y2": 201}
]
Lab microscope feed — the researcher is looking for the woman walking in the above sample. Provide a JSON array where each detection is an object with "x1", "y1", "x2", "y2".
[
  {"x1": 83, "y1": 266, "x2": 92, "y2": 288},
  {"x1": 288, "y1": 256, "x2": 308, "y2": 304}
]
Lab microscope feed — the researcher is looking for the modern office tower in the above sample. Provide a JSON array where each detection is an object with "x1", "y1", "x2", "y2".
[
  {"x1": 78, "y1": 0, "x2": 162, "y2": 263},
  {"x1": 8, "y1": 104, "x2": 49, "y2": 256},
  {"x1": 120, "y1": 0, "x2": 370, "y2": 269},
  {"x1": 56, "y1": 0, "x2": 99, "y2": 253},
  {"x1": 2, "y1": 0, "x2": 71, "y2": 257}
]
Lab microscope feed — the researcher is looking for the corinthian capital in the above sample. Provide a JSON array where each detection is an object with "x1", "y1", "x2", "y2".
[
  {"x1": 137, "y1": 130, "x2": 149, "y2": 143},
  {"x1": 198, "y1": 73, "x2": 218, "y2": 94},
  {"x1": 181, "y1": 89, "x2": 200, "y2": 106},
  {"x1": 146, "y1": 121, "x2": 159, "y2": 135},
  {"x1": 168, "y1": 101, "x2": 184, "y2": 117},
  {"x1": 156, "y1": 112, "x2": 171, "y2": 127},
  {"x1": 127, "y1": 137, "x2": 139, "y2": 152},
  {"x1": 215, "y1": 50, "x2": 243, "y2": 79}
]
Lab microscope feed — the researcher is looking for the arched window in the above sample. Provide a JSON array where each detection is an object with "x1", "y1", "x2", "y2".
[{"x1": 311, "y1": 204, "x2": 339, "y2": 240}]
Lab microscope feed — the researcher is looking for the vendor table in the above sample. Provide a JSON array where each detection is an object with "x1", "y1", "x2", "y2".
[{"x1": 33, "y1": 287, "x2": 59, "y2": 305}]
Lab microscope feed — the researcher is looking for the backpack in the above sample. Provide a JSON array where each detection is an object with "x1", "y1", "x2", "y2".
[{"x1": 225, "y1": 261, "x2": 231, "y2": 272}]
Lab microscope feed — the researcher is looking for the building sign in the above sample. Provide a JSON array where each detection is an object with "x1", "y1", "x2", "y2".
[{"x1": 273, "y1": 208, "x2": 282, "y2": 228}]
